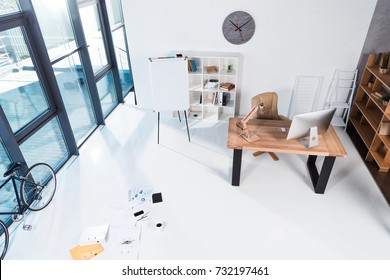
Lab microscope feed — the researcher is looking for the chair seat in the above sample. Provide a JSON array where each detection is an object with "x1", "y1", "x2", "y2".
[{"x1": 4, "y1": 162, "x2": 22, "y2": 177}]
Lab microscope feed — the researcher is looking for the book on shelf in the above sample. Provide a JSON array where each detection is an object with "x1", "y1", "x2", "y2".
[
  {"x1": 211, "y1": 92, "x2": 218, "y2": 105},
  {"x1": 220, "y1": 82, "x2": 235, "y2": 91},
  {"x1": 211, "y1": 92, "x2": 216, "y2": 105},
  {"x1": 191, "y1": 60, "x2": 197, "y2": 72},
  {"x1": 187, "y1": 60, "x2": 193, "y2": 72},
  {"x1": 220, "y1": 91, "x2": 229, "y2": 106}
]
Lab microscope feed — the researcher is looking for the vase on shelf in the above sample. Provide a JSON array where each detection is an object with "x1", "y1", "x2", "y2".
[{"x1": 379, "y1": 52, "x2": 390, "y2": 74}]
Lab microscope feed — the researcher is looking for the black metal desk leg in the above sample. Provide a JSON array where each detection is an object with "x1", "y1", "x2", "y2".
[
  {"x1": 307, "y1": 155, "x2": 336, "y2": 194},
  {"x1": 232, "y1": 149, "x2": 243, "y2": 186},
  {"x1": 184, "y1": 110, "x2": 190, "y2": 142},
  {"x1": 157, "y1": 112, "x2": 160, "y2": 144}
]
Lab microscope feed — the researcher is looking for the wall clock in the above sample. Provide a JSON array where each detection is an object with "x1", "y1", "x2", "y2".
[{"x1": 222, "y1": 11, "x2": 255, "y2": 45}]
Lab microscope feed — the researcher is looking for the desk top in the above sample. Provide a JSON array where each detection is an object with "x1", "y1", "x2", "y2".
[{"x1": 227, "y1": 118, "x2": 347, "y2": 157}]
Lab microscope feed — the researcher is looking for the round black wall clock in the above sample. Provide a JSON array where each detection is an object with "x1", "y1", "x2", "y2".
[{"x1": 222, "y1": 11, "x2": 255, "y2": 45}]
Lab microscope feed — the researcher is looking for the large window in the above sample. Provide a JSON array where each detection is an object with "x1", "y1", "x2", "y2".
[
  {"x1": 0, "y1": 0, "x2": 134, "y2": 231},
  {"x1": 79, "y1": 2, "x2": 108, "y2": 74},
  {"x1": 52, "y1": 53, "x2": 97, "y2": 143},
  {"x1": 20, "y1": 117, "x2": 69, "y2": 170},
  {"x1": 0, "y1": 138, "x2": 13, "y2": 227},
  {"x1": 96, "y1": 71, "x2": 117, "y2": 116},
  {"x1": 0, "y1": 138, "x2": 11, "y2": 187},
  {"x1": 31, "y1": 0, "x2": 77, "y2": 61},
  {"x1": 0, "y1": 27, "x2": 50, "y2": 133},
  {"x1": 33, "y1": 0, "x2": 98, "y2": 145},
  {"x1": 106, "y1": 0, "x2": 134, "y2": 97}
]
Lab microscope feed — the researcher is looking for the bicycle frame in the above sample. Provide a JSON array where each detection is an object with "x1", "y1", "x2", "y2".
[{"x1": 0, "y1": 175, "x2": 27, "y2": 216}]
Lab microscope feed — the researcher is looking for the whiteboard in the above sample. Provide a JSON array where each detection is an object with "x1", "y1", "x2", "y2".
[{"x1": 149, "y1": 57, "x2": 189, "y2": 111}]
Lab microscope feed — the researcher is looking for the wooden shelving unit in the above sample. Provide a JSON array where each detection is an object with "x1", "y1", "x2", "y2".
[{"x1": 348, "y1": 53, "x2": 390, "y2": 203}]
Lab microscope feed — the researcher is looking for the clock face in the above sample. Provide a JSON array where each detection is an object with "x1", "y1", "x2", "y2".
[{"x1": 222, "y1": 11, "x2": 255, "y2": 45}]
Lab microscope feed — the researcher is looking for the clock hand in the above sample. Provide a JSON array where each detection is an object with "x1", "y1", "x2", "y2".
[
  {"x1": 237, "y1": 23, "x2": 244, "y2": 41},
  {"x1": 229, "y1": 20, "x2": 241, "y2": 31},
  {"x1": 235, "y1": 18, "x2": 253, "y2": 31}
]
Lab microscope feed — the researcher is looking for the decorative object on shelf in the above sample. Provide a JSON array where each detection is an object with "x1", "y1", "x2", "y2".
[
  {"x1": 379, "y1": 52, "x2": 390, "y2": 74},
  {"x1": 206, "y1": 66, "x2": 218, "y2": 74},
  {"x1": 222, "y1": 11, "x2": 255, "y2": 45},
  {"x1": 380, "y1": 94, "x2": 390, "y2": 106},
  {"x1": 227, "y1": 64, "x2": 233, "y2": 73}
]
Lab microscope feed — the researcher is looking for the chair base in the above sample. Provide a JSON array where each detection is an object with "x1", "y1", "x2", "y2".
[{"x1": 252, "y1": 151, "x2": 279, "y2": 161}]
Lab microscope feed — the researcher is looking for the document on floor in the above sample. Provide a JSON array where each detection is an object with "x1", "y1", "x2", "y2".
[
  {"x1": 79, "y1": 224, "x2": 110, "y2": 246},
  {"x1": 103, "y1": 223, "x2": 142, "y2": 260}
]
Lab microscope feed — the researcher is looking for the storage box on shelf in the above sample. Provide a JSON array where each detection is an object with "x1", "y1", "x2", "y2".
[
  {"x1": 186, "y1": 54, "x2": 238, "y2": 121},
  {"x1": 348, "y1": 53, "x2": 390, "y2": 174}
]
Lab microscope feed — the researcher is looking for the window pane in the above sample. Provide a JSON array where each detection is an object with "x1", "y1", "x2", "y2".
[
  {"x1": 96, "y1": 71, "x2": 117, "y2": 117},
  {"x1": 19, "y1": 117, "x2": 69, "y2": 171},
  {"x1": 0, "y1": 138, "x2": 13, "y2": 226},
  {"x1": 79, "y1": 4, "x2": 108, "y2": 73},
  {"x1": 0, "y1": 138, "x2": 11, "y2": 186},
  {"x1": 106, "y1": 0, "x2": 123, "y2": 28},
  {"x1": 0, "y1": 0, "x2": 20, "y2": 16},
  {"x1": 32, "y1": 0, "x2": 77, "y2": 61},
  {"x1": 0, "y1": 27, "x2": 50, "y2": 133},
  {"x1": 112, "y1": 27, "x2": 134, "y2": 95},
  {"x1": 52, "y1": 52, "x2": 97, "y2": 144}
]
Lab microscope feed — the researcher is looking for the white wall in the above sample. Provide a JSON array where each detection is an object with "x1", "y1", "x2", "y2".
[{"x1": 123, "y1": 0, "x2": 377, "y2": 115}]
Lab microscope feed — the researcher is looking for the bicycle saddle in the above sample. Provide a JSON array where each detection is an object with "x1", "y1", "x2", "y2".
[{"x1": 3, "y1": 162, "x2": 22, "y2": 177}]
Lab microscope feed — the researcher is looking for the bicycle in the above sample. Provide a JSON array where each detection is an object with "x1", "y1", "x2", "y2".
[{"x1": 0, "y1": 162, "x2": 57, "y2": 260}]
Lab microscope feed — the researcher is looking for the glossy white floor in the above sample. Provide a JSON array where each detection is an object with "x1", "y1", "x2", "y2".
[{"x1": 5, "y1": 100, "x2": 390, "y2": 260}]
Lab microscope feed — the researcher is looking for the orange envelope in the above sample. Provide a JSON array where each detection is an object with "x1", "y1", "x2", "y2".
[{"x1": 69, "y1": 243, "x2": 104, "y2": 260}]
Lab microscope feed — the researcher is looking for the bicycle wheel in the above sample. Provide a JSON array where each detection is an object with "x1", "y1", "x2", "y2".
[
  {"x1": 20, "y1": 163, "x2": 57, "y2": 211},
  {"x1": 0, "y1": 220, "x2": 9, "y2": 260}
]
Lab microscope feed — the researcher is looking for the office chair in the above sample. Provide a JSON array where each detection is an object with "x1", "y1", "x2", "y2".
[{"x1": 251, "y1": 92, "x2": 289, "y2": 161}]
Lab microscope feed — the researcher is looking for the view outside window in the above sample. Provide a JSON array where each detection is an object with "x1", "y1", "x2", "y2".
[
  {"x1": 0, "y1": 138, "x2": 11, "y2": 187},
  {"x1": 32, "y1": 0, "x2": 77, "y2": 61},
  {"x1": 0, "y1": 0, "x2": 20, "y2": 16},
  {"x1": 0, "y1": 27, "x2": 50, "y2": 133},
  {"x1": 32, "y1": 0, "x2": 98, "y2": 145},
  {"x1": 52, "y1": 53, "x2": 97, "y2": 144},
  {"x1": 0, "y1": 139, "x2": 13, "y2": 226},
  {"x1": 20, "y1": 117, "x2": 69, "y2": 171},
  {"x1": 106, "y1": 0, "x2": 134, "y2": 96},
  {"x1": 96, "y1": 71, "x2": 117, "y2": 117},
  {"x1": 112, "y1": 27, "x2": 133, "y2": 95},
  {"x1": 79, "y1": 3, "x2": 109, "y2": 73}
]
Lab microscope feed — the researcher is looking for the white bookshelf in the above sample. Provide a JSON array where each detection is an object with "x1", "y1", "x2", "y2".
[{"x1": 184, "y1": 53, "x2": 239, "y2": 121}]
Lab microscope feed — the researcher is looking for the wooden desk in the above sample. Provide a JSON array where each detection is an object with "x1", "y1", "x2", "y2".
[{"x1": 227, "y1": 118, "x2": 347, "y2": 193}]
